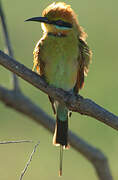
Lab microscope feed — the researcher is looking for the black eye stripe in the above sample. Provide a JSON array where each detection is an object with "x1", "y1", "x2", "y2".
[{"x1": 50, "y1": 19, "x2": 72, "y2": 28}]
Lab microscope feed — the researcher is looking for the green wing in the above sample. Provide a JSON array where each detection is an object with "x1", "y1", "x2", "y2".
[
  {"x1": 33, "y1": 38, "x2": 56, "y2": 114},
  {"x1": 74, "y1": 38, "x2": 92, "y2": 93},
  {"x1": 79, "y1": 38, "x2": 92, "y2": 76},
  {"x1": 33, "y1": 39, "x2": 45, "y2": 77}
]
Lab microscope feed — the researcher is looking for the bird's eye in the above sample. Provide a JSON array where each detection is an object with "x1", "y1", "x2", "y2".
[
  {"x1": 55, "y1": 25, "x2": 72, "y2": 30},
  {"x1": 56, "y1": 20, "x2": 63, "y2": 26},
  {"x1": 53, "y1": 19, "x2": 72, "y2": 28}
]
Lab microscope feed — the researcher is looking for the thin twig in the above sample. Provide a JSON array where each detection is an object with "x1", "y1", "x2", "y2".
[
  {"x1": 0, "y1": 51, "x2": 118, "y2": 131},
  {"x1": 0, "y1": 1, "x2": 19, "y2": 91},
  {"x1": 0, "y1": 86, "x2": 113, "y2": 180},
  {"x1": 0, "y1": 140, "x2": 33, "y2": 144},
  {"x1": 19, "y1": 141, "x2": 40, "y2": 180}
]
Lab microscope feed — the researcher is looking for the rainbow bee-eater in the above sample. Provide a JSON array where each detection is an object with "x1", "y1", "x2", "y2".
[{"x1": 25, "y1": 2, "x2": 92, "y2": 176}]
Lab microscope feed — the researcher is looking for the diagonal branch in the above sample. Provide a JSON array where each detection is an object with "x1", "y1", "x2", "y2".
[
  {"x1": 0, "y1": 1, "x2": 19, "y2": 91},
  {"x1": 0, "y1": 85, "x2": 113, "y2": 180},
  {"x1": 19, "y1": 141, "x2": 40, "y2": 180},
  {"x1": 0, "y1": 50, "x2": 118, "y2": 131}
]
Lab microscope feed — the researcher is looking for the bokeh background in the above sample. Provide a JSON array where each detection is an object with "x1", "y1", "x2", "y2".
[{"x1": 0, "y1": 0, "x2": 118, "y2": 179}]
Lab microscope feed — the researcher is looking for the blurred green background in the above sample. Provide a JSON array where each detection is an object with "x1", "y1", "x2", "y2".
[{"x1": 0, "y1": 0, "x2": 118, "y2": 179}]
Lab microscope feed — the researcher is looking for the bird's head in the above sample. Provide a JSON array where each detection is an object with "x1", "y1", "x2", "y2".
[{"x1": 25, "y1": 2, "x2": 86, "y2": 38}]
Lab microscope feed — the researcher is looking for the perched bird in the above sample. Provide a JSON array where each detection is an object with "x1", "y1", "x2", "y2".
[{"x1": 25, "y1": 2, "x2": 92, "y2": 176}]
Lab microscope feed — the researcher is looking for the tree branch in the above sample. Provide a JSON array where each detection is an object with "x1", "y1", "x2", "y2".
[
  {"x1": 0, "y1": 1, "x2": 19, "y2": 91},
  {"x1": 19, "y1": 141, "x2": 40, "y2": 180},
  {"x1": 0, "y1": 50, "x2": 118, "y2": 131},
  {"x1": 0, "y1": 140, "x2": 33, "y2": 144},
  {"x1": 0, "y1": 85, "x2": 113, "y2": 180}
]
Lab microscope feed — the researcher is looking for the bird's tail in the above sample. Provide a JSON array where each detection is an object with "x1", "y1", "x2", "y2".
[
  {"x1": 53, "y1": 103, "x2": 69, "y2": 176},
  {"x1": 53, "y1": 103, "x2": 68, "y2": 147}
]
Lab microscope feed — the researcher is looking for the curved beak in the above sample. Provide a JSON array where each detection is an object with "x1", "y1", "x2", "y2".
[
  {"x1": 25, "y1": 16, "x2": 72, "y2": 28},
  {"x1": 25, "y1": 16, "x2": 49, "y2": 23}
]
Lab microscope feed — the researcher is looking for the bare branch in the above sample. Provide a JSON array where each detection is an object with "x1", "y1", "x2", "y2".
[
  {"x1": 19, "y1": 141, "x2": 40, "y2": 180},
  {"x1": 0, "y1": 140, "x2": 33, "y2": 144},
  {"x1": 0, "y1": 2, "x2": 13, "y2": 56},
  {"x1": 0, "y1": 50, "x2": 118, "y2": 131},
  {"x1": 0, "y1": 1, "x2": 19, "y2": 91},
  {"x1": 0, "y1": 85, "x2": 113, "y2": 180}
]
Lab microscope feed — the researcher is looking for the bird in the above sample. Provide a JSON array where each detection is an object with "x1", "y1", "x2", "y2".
[{"x1": 25, "y1": 2, "x2": 92, "y2": 176}]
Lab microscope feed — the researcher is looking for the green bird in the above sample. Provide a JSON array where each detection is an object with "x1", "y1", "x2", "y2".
[{"x1": 26, "y1": 2, "x2": 92, "y2": 176}]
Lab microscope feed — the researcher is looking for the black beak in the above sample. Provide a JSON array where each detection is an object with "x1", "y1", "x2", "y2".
[
  {"x1": 25, "y1": 16, "x2": 49, "y2": 23},
  {"x1": 25, "y1": 16, "x2": 72, "y2": 28}
]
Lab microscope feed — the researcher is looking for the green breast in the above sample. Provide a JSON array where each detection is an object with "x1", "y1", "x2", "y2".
[{"x1": 40, "y1": 32, "x2": 79, "y2": 90}]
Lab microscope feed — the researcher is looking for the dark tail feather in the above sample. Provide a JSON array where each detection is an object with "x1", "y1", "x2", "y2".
[
  {"x1": 53, "y1": 116, "x2": 68, "y2": 176},
  {"x1": 53, "y1": 103, "x2": 69, "y2": 148},
  {"x1": 53, "y1": 117, "x2": 68, "y2": 147},
  {"x1": 53, "y1": 104, "x2": 69, "y2": 176}
]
